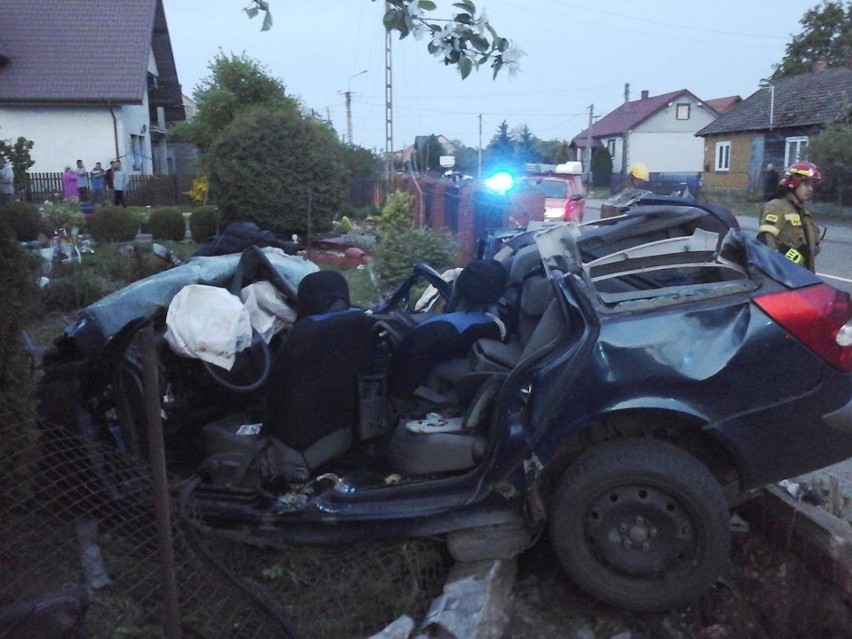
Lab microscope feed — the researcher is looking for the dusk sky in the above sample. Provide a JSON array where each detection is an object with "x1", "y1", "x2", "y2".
[{"x1": 165, "y1": 1, "x2": 809, "y2": 153}]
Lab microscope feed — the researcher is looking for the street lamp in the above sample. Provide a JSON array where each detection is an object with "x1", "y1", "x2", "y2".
[
  {"x1": 759, "y1": 79, "x2": 775, "y2": 131},
  {"x1": 341, "y1": 69, "x2": 368, "y2": 145}
]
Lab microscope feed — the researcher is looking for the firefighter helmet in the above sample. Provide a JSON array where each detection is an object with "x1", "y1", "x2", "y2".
[
  {"x1": 627, "y1": 163, "x2": 650, "y2": 181},
  {"x1": 780, "y1": 161, "x2": 821, "y2": 189}
]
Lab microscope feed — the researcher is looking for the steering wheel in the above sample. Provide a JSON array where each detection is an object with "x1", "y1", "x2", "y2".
[
  {"x1": 372, "y1": 262, "x2": 454, "y2": 315},
  {"x1": 201, "y1": 331, "x2": 273, "y2": 393}
]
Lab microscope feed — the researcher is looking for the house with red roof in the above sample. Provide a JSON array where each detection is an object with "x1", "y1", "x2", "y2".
[
  {"x1": 571, "y1": 87, "x2": 739, "y2": 190},
  {"x1": 0, "y1": 0, "x2": 186, "y2": 176}
]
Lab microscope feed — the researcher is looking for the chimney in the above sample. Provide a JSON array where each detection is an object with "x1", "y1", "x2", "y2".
[
  {"x1": 624, "y1": 83, "x2": 630, "y2": 103},
  {"x1": 641, "y1": 90, "x2": 649, "y2": 100},
  {"x1": 813, "y1": 57, "x2": 828, "y2": 73}
]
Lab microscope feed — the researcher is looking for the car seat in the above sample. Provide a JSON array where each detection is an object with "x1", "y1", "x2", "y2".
[
  {"x1": 262, "y1": 272, "x2": 381, "y2": 473},
  {"x1": 388, "y1": 260, "x2": 507, "y2": 398},
  {"x1": 200, "y1": 271, "x2": 382, "y2": 484},
  {"x1": 425, "y1": 245, "x2": 557, "y2": 399}
]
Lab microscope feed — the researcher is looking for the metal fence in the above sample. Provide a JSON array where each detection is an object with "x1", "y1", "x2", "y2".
[{"x1": 0, "y1": 392, "x2": 448, "y2": 638}]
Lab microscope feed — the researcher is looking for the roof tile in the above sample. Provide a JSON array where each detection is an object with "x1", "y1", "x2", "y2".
[
  {"x1": 696, "y1": 67, "x2": 852, "y2": 136},
  {"x1": 0, "y1": 0, "x2": 157, "y2": 103}
]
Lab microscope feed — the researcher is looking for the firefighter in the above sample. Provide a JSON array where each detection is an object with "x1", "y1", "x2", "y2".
[
  {"x1": 757, "y1": 161, "x2": 822, "y2": 271},
  {"x1": 624, "y1": 162, "x2": 650, "y2": 190}
]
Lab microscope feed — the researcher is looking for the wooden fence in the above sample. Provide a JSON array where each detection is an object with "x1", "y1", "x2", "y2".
[{"x1": 21, "y1": 172, "x2": 197, "y2": 207}]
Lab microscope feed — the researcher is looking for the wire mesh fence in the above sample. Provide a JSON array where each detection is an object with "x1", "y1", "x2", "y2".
[{"x1": 0, "y1": 399, "x2": 449, "y2": 638}]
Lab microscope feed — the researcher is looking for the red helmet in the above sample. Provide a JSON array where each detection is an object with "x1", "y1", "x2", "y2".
[{"x1": 780, "y1": 161, "x2": 821, "y2": 189}]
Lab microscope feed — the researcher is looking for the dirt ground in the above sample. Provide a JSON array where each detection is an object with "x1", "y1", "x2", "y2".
[{"x1": 505, "y1": 516, "x2": 852, "y2": 639}]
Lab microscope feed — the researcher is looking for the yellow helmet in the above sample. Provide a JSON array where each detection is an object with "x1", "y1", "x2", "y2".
[{"x1": 628, "y1": 163, "x2": 649, "y2": 181}]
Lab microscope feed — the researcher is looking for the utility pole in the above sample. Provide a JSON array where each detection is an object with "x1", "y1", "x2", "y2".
[
  {"x1": 345, "y1": 90, "x2": 353, "y2": 145},
  {"x1": 342, "y1": 69, "x2": 367, "y2": 146},
  {"x1": 385, "y1": 3, "x2": 394, "y2": 182},
  {"x1": 586, "y1": 104, "x2": 594, "y2": 185}
]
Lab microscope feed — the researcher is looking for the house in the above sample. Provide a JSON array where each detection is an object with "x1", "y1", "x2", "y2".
[
  {"x1": 571, "y1": 87, "x2": 735, "y2": 186},
  {"x1": 398, "y1": 135, "x2": 458, "y2": 169},
  {"x1": 696, "y1": 62, "x2": 852, "y2": 194},
  {"x1": 0, "y1": 0, "x2": 186, "y2": 176}
]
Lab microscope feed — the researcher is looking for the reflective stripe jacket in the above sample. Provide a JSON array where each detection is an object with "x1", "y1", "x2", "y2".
[{"x1": 757, "y1": 195, "x2": 819, "y2": 271}]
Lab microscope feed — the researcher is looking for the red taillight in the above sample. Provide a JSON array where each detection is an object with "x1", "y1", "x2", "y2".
[{"x1": 754, "y1": 283, "x2": 852, "y2": 372}]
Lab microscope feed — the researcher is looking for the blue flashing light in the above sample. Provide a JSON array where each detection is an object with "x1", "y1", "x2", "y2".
[{"x1": 484, "y1": 171, "x2": 516, "y2": 195}]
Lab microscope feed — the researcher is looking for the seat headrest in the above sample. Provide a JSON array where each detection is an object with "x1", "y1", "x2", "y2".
[
  {"x1": 297, "y1": 271, "x2": 350, "y2": 317},
  {"x1": 454, "y1": 259, "x2": 507, "y2": 307},
  {"x1": 508, "y1": 245, "x2": 543, "y2": 285}
]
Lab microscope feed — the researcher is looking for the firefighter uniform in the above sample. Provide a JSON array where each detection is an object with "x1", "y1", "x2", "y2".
[{"x1": 757, "y1": 195, "x2": 820, "y2": 271}]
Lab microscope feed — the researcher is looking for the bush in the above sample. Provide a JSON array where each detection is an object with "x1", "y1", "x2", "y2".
[
  {"x1": 1, "y1": 201, "x2": 39, "y2": 241},
  {"x1": 37, "y1": 201, "x2": 87, "y2": 237},
  {"x1": 374, "y1": 227, "x2": 457, "y2": 292},
  {"x1": 373, "y1": 191, "x2": 415, "y2": 236},
  {"x1": 208, "y1": 106, "x2": 347, "y2": 236},
  {"x1": 0, "y1": 217, "x2": 37, "y2": 423},
  {"x1": 88, "y1": 206, "x2": 139, "y2": 242},
  {"x1": 191, "y1": 205, "x2": 220, "y2": 242},
  {"x1": 38, "y1": 268, "x2": 122, "y2": 312},
  {"x1": 147, "y1": 206, "x2": 185, "y2": 241}
]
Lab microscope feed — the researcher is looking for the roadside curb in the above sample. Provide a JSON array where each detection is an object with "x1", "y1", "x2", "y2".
[{"x1": 740, "y1": 484, "x2": 852, "y2": 595}]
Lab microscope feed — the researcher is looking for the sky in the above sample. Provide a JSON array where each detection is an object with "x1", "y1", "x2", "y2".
[{"x1": 164, "y1": 0, "x2": 809, "y2": 154}]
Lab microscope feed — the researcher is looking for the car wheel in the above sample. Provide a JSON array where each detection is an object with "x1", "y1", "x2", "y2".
[{"x1": 549, "y1": 437, "x2": 730, "y2": 612}]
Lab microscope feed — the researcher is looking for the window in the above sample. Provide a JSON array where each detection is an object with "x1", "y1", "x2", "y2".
[
  {"x1": 676, "y1": 103, "x2": 690, "y2": 120},
  {"x1": 714, "y1": 141, "x2": 731, "y2": 172},
  {"x1": 785, "y1": 136, "x2": 808, "y2": 166},
  {"x1": 606, "y1": 138, "x2": 616, "y2": 158}
]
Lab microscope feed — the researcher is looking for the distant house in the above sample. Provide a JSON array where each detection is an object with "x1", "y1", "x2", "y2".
[
  {"x1": 0, "y1": 0, "x2": 186, "y2": 175},
  {"x1": 398, "y1": 135, "x2": 458, "y2": 169},
  {"x1": 571, "y1": 88, "x2": 737, "y2": 186},
  {"x1": 696, "y1": 62, "x2": 852, "y2": 194}
]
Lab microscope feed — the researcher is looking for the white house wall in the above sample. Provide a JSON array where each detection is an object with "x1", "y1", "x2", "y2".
[
  {"x1": 119, "y1": 101, "x2": 154, "y2": 175},
  {"x1": 1, "y1": 104, "x2": 152, "y2": 174},
  {"x1": 627, "y1": 99, "x2": 717, "y2": 173}
]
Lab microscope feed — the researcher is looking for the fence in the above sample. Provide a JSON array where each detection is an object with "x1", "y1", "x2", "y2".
[
  {"x1": 0, "y1": 392, "x2": 448, "y2": 638},
  {"x1": 21, "y1": 173, "x2": 197, "y2": 207}
]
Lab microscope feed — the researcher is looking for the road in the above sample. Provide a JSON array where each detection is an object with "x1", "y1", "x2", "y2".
[{"x1": 584, "y1": 198, "x2": 852, "y2": 293}]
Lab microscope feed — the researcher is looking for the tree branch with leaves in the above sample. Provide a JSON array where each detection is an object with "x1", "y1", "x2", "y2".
[{"x1": 243, "y1": 0, "x2": 523, "y2": 79}]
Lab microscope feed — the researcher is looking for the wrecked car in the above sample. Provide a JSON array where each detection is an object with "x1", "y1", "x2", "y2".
[{"x1": 35, "y1": 204, "x2": 852, "y2": 613}]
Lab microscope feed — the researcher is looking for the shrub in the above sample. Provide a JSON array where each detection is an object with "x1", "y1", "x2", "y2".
[
  {"x1": 191, "y1": 205, "x2": 220, "y2": 242},
  {"x1": 374, "y1": 227, "x2": 457, "y2": 292},
  {"x1": 37, "y1": 201, "x2": 87, "y2": 237},
  {"x1": 147, "y1": 206, "x2": 185, "y2": 241},
  {"x1": 1, "y1": 201, "x2": 39, "y2": 241},
  {"x1": 38, "y1": 268, "x2": 122, "y2": 312},
  {"x1": 88, "y1": 206, "x2": 139, "y2": 242},
  {"x1": 207, "y1": 106, "x2": 347, "y2": 236},
  {"x1": 0, "y1": 217, "x2": 37, "y2": 418},
  {"x1": 373, "y1": 191, "x2": 415, "y2": 236}
]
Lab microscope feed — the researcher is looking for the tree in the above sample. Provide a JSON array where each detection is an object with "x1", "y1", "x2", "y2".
[
  {"x1": 807, "y1": 119, "x2": 852, "y2": 205},
  {"x1": 0, "y1": 133, "x2": 35, "y2": 194},
  {"x1": 774, "y1": 1, "x2": 852, "y2": 78},
  {"x1": 170, "y1": 52, "x2": 298, "y2": 154},
  {"x1": 485, "y1": 121, "x2": 514, "y2": 168},
  {"x1": 341, "y1": 144, "x2": 383, "y2": 179},
  {"x1": 514, "y1": 126, "x2": 541, "y2": 164},
  {"x1": 415, "y1": 135, "x2": 445, "y2": 173},
  {"x1": 207, "y1": 106, "x2": 346, "y2": 235},
  {"x1": 243, "y1": 0, "x2": 523, "y2": 79},
  {"x1": 590, "y1": 147, "x2": 613, "y2": 188}
]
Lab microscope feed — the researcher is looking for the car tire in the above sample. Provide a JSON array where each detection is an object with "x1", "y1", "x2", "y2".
[{"x1": 548, "y1": 437, "x2": 731, "y2": 612}]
